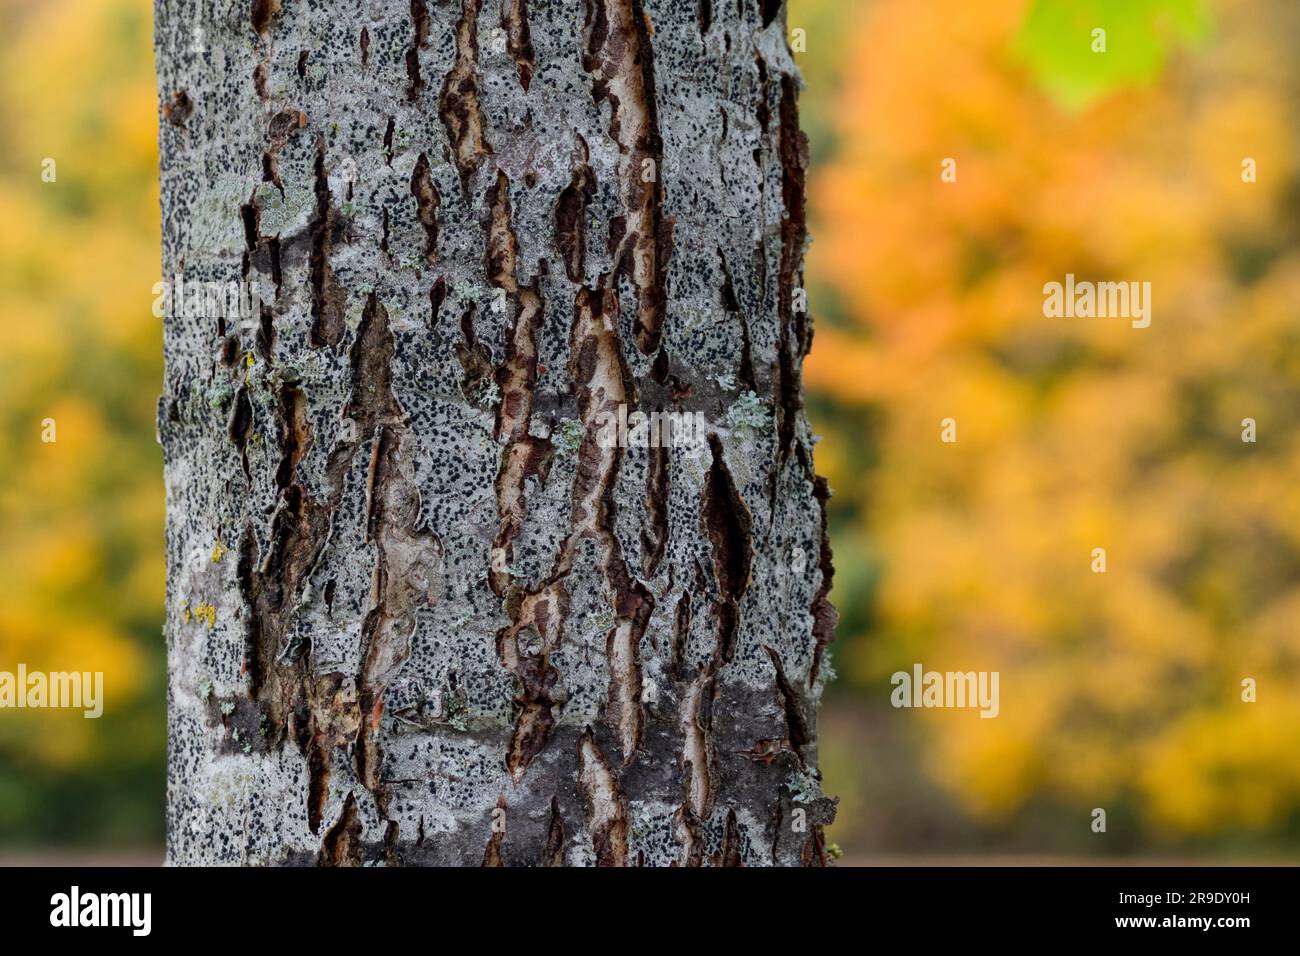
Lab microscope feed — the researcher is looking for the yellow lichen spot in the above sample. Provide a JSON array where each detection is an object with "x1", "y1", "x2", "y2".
[
  {"x1": 192, "y1": 603, "x2": 216, "y2": 629},
  {"x1": 210, "y1": 540, "x2": 228, "y2": 563},
  {"x1": 182, "y1": 605, "x2": 192, "y2": 624}
]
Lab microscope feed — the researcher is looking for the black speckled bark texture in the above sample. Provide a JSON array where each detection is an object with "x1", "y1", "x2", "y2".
[{"x1": 156, "y1": 0, "x2": 837, "y2": 866}]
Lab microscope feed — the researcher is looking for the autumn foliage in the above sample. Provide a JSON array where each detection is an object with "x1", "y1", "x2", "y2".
[
  {"x1": 1, "y1": 0, "x2": 1298, "y2": 854},
  {"x1": 805, "y1": 0, "x2": 1300, "y2": 848}
]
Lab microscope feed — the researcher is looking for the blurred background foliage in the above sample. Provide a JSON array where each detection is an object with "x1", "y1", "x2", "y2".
[
  {"x1": 800, "y1": 0, "x2": 1300, "y2": 859},
  {"x1": 0, "y1": 0, "x2": 1296, "y2": 859},
  {"x1": 0, "y1": 0, "x2": 163, "y2": 845}
]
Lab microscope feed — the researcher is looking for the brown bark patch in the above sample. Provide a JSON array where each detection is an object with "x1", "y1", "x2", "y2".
[
  {"x1": 308, "y1": 137, "x2": 346, "y2": 348},
  {"x1": 251, "y1": 0, "x2": 281, "y2": 35},
  {"x1": 503, "y1": 0, "x2": 536, "y2": 91},
  {"x1": 578, "y1": 729, "x2": 629, "y2": 866},
  {"x1": 410, "y1": 151, "x2": 441, "y2": 264},
  {"x1": 318, "y1": 792, "x2": 363, "y2": 866},
  {"x1": 439, "y1": 0, "x2": 491, "y2": 185},
  {"x1": 582, "y1": 0, "x2": 671, "y2": 354}
]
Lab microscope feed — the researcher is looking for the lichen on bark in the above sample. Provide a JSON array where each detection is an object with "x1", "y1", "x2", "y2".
[{"x1": 157, "y1": 0, "x2": 836, "y2": 866}]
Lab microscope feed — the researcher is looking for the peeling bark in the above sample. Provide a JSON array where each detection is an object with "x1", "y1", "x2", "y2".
[
  {"x1": 159, "y1": 0, "x2": 835, "y2": 867},
  {"x1": 439, "y1": 0, "x2": 491, "y2": 186},
  {"x1": 582, "y1": 0, "x2": 673, "y2": 355},
  {"x1": 578, "y1": 728, "x2": 630, "y2": 867},
  {"x1": 502, "y1": 0, "x2": 536, "y2": 92},
  {"x1": 410, "y1": 152, "x2": 441, "y2": 265}
]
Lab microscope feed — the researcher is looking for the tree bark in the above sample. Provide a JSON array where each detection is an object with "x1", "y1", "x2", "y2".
[{"x1": 156, "y1": 0, "x2": 836, "y2": 866}]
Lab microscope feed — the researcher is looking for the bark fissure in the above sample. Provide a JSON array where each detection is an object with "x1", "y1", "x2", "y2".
[
  {"x1": 578, "y1": 728, "x2": 629, "y2": 866},
  {"x1": 483, "y1": 170, "x2": 569, "y2": 783},
  {"x1": 406, "y1": 0, "x2": 430, "y2": 102},
  {"x1": 700, "y1": 433, "x2": 753, "y2": 665},
  {"x1": 308, "y1": 136, "x2": 345, "y2": 348},
  {"x1": 554, "y1": 135, "x2": 595, "y2": 283},
  {"x1": 807, "y1": 457, "x2": 839, "y2": 687},
  {"x1": 719, "y1": 248, "x2": 757, "y2": 391},
  {"x1": 439, "y1": 0, "x2": 491, "y2": 186},
  {"x1": 582, "y1": 0, "x2": 672, "y2": 355},
  {"x1": 774, "y1": 76, "x2": 809, "y2": 462},
  {"x1": 502, "y1": 0, "x2": 536, "y2": 92},
  {"x1": 640, "y1": 433, "x2": 669, "y2": 577},
  {"x1": 410, "y1": 151, "x2": 441, "y2": 265},
  {"x1": 568, "y1": 286, "x2": 651, "y2": 763},
  {"x1": 251, "y1": 0, "x2": 281, "y2": 36}
]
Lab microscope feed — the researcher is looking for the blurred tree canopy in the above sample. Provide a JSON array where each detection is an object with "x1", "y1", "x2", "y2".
[
  {"x1": 801, "y1": 0, "x2": 1300, "y2": 851},
  {"x1": 0, "y1": 0, "x2": 163, "y2": 844}
]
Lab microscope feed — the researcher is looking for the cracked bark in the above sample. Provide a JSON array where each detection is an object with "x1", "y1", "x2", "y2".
[{"x1": 158, "y1": 0, "x2": 835, "y2": 867}]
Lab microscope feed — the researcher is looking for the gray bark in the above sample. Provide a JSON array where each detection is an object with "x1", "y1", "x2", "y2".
[{"x1": 156, "y1": 0, "x2": 836, "y2": 866}]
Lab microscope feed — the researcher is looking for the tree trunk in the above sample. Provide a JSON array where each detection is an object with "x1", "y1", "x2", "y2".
[{"x1": 156, "y1": 0, "x2": 836, "y2": 866}]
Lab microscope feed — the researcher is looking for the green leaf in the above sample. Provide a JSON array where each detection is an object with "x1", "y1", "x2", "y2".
[{"x1": 1014, "y1": 0, "x2": 1212, "y2": 109}]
